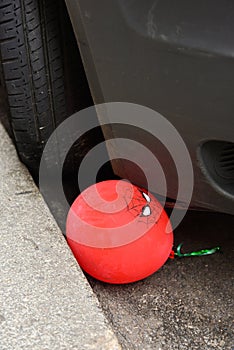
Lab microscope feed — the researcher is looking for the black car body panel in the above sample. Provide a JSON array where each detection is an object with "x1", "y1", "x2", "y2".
[{"x1": 65, "y1": 0, "x2": 234, "y2": 214}]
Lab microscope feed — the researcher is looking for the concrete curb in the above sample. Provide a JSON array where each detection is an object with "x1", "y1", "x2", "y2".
[{"x1": 0, "y1": 123, "x2": 121, "y2": 350}]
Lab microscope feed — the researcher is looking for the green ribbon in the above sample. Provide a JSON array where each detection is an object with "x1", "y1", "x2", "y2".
[{"x1": 175, "y1": 243, "x2": 221, "y2": 258}]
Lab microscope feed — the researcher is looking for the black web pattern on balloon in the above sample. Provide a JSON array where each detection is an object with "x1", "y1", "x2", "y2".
[{"x1": 123, "y1": 188, "x2": 161, "y2": 227}]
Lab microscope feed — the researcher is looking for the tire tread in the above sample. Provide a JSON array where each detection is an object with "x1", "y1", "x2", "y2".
[{"x1": 0, "y1": 0, "x2": 66, "y2": 170}]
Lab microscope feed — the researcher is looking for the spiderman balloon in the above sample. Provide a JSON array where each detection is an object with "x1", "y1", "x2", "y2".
[{"x1": 66, "y1": 180, "x2": 173, "y2": 284}]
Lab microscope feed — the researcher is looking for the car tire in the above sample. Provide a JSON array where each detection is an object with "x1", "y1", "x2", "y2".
[{"x1": 0, "y1": 0, "x2": 70, "y2": 177}]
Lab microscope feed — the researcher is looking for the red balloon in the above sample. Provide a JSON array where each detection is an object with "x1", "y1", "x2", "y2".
[{"x1": 66, "y1": 180, "x2": 173, "y2": 284}]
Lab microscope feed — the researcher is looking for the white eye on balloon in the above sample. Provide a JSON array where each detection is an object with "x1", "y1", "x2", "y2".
[
  {"x1": 141, "y1": 191, "x2": 151, "y2": 203},
  {"x1": 141, "y1": 204, "x2": 151, "y2": 217}
]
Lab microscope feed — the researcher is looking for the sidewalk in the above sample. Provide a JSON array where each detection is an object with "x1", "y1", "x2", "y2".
[{"x1": 0, "y1": 123, "x2": 121, "y2": 350}]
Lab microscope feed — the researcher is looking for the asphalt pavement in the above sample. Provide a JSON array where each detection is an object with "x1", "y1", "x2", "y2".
[{"x1": 41, "y1": 156, "x2": 234, "y2": 349}]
